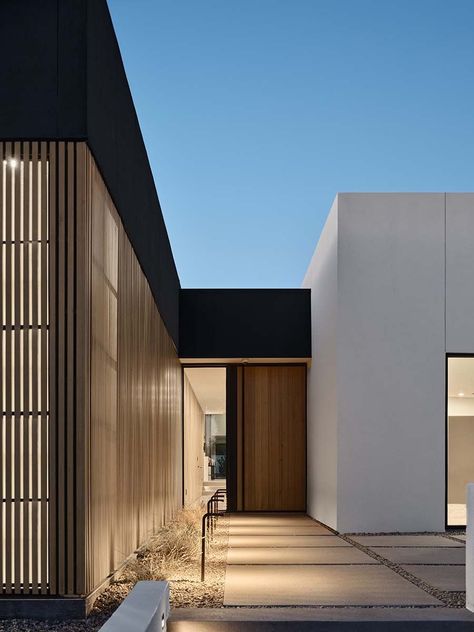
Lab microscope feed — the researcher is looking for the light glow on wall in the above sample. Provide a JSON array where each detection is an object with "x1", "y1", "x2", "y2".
[{"x1": 1, "y1": 145, "x2": 49, "y2": 593}]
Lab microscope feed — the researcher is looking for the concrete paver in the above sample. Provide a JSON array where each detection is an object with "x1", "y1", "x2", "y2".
[
  {"x1": 401, "y1": 565, "x2": 465, "y2": 591},
  {"x1": 223, "y1": 564, "x2": 442, "y2": 606},
  {"x1": 229, "y1": 525, "x2": 332, "y2": 536},
  {"x1": 228, "y1": 535, "x2": 350, "y2": 548},
  {"x1": 351, "y1": 535, "x2": 463, "y2": 547},
  {"x1": 374, "y1": 547, "x2": 465, "y2": 565},
  {"x1": 229, "y1": 514, "x2": 314, "y2": 527},
  {"x1": 227, "y1": 546, "x2": 378, "y2": 565}
]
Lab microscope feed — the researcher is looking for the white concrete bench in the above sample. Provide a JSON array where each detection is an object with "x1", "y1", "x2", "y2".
[{"x1": 99, "y1": 581, "x2": 170, "y2": 632}]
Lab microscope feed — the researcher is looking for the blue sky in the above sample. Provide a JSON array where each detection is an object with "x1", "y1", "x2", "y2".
[{"x1": 107, "y1": 0, "x2": 474, "y2": 288}]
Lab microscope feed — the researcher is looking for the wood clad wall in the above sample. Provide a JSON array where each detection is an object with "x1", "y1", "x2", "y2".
[
  {"x1": 183, "y1": 374, "x2": 204, "y2": 506},
  {"x1": 243, "y1": 365, "x2": 306, "y2": 511},
  {"x1": 1, "y1": 141, "x2": 182, "y2": 598},
  {"x1": 0, "y1": 142, "x2": 90, "y2": 596},
  {"x1": 48, "y1": 142, "x2": 90, "y2": 597},
  {"x1": 87, "y1": 154, "x2": 182, "y2": 594}
]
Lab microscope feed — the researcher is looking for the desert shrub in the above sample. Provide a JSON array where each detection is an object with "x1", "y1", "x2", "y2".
[
  {"x1": 151, "y1": 505, "x2": 202, "y2": 567},
  {"x1": 119, "y1": 504, "x2": 204, "y2": 583}
]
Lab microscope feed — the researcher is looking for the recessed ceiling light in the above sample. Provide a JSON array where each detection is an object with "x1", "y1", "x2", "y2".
[{"x1": 458, "y1": 392, "x2": 465, "y2": 397}]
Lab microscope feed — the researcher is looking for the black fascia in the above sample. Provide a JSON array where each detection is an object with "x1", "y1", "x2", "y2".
[{"x1": 179, "y1": 289, "x2": 312, "y2": 359}]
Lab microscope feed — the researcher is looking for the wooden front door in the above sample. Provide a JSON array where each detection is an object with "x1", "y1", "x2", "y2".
[{"x1": 243, "y1": 365, "x2": 306, "y2": 511}]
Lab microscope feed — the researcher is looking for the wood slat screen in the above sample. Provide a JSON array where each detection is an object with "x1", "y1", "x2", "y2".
[
  {"x1": 1, "y1": 142, "x2": 50, "y2": 595},
  {"x1": 1, "y1": 142, "x2": 182, "y2": 599},
  {"x1": 48, "y1": 142, "x2": 90, "y2": 597}
]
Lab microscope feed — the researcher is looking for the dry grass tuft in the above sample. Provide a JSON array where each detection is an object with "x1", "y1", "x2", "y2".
[
  {"x1": 151, "y1": 504, "x2": 203, "y2": 568},
  {"x1": 119, "y1": 504, "x2": 204, "y2": 583},
  {"x1": 101, "y1": 500, "x2": 227, "y2": 611}
]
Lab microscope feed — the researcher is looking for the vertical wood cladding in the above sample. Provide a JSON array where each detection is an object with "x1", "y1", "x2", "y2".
[
  {"x1": 1, "y1": 142, "x2": 51, "y2": 595},
  {"x1": 87, "y1": 153, "x2": 182, "y2": 594},
  {"x1": 1, "y1": 141, "x2": 182, "y2": 598},
  {"x1": 243, "y1": 365, "x2": 306, "y2": 511},
  {"x1": 183, "y1": 374, "x2": 204, "y2": 506},
  {"x1": 48, "y1": 142, "x2": 90, "y2": 597}
]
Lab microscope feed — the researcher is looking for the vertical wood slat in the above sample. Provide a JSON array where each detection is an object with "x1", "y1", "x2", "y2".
[
  {"x1": 13, "y1": 141, "x2": 22, "y2": 593},
  {"x1": 56, "y1": 142, "x2": 66, "y2": 596},
  {"x1": 4, "y1": 141, "x2": 13, "y2": 593},
  {"x1": 30, "y1": 142, "x2": 39, "y2": 595},
  {"x1": 66, "y1": 143, "x2": 75, "y2": 594},
  {"x1": 48, "y1": 142, "x2": 57, "y2": 595},
  {"x1": 22, "y1": 141, "x2": 30, "y2": 593},
  {"x1": 39, "y1": 141, "x2": 49, "y2": 594}
]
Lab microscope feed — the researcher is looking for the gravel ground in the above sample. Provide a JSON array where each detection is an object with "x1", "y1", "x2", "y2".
[
  {"x1": 0, "y1": 514, "x2": 229, "y2": 631},
  {"x1": 338, "y1": 529, "x2": 467, "y2": 608}
]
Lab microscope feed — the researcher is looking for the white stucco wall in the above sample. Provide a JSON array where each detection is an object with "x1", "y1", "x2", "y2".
[
  {"x1": 446, "y1": 193, "x2": 474, "y2": 353},
  {"x1": 302, "y1": 199, "x2": 338, "y2": 529},
  {"x1": 337, "y1": 194, "x2": 445, "y2": 532},
  {"x1": 304, "y1": 192, "x2": 474, "y2": 533}
]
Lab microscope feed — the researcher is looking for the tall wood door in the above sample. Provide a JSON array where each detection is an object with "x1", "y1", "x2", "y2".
[{"x1": 243, "y1": 365, "x2": 306, "y2": 511}]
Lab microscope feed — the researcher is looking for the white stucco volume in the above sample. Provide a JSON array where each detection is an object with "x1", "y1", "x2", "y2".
[{"x1": 303, "y1": 193, "x2": 474, "y2": 533}]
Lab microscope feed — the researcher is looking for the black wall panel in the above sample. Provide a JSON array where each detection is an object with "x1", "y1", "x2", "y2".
[{"x1": 179, "y1": 289, "x2": 311, "y2": 358}]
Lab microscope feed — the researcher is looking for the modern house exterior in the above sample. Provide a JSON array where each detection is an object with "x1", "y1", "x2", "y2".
[{"x1": 1, "y1": 0, "x2": 473, "y2": 620}]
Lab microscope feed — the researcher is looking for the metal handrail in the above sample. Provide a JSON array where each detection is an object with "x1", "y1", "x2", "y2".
[
  {"x1": 201, "y1": 488, "x2": 227, "y2": 581},
  {"x1": 201, "y1": 510, "x2": 225, "y2": 581},
  {"x1": 206, "y1": 489, "x2": 227, "y2": 536}
]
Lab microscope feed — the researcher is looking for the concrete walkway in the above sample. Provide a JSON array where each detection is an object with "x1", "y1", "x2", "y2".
[{"x1": 223, "y1": 513, "x2": 463, "y2": 607}]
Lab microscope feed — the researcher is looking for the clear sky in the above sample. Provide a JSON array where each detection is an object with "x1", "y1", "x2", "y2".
[{"x1": 107, "y1": 0, "x2": 474, "y2": 288}]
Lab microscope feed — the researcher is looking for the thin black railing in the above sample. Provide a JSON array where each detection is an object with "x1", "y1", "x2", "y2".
[{"x1": 201, "y1": 488, "x2": 227, "y2": 581}]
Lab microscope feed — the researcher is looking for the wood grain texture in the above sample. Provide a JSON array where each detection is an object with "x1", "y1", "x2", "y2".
[
  {"x1": 236, "y1": 366, "x2": 243, "y2": 511},
  {"x1": 1, "y1": 142, "x2": 182, "y2": 598},
  {"x1": 243, "y1": 365, "x2": 306, "y2": 511},
  {"x1": 49, "y1": 141, "x2": 88, "y2": 596},
  {"x1": 87, "y1": 152, "x2": 182, "y2": 594},
  {"x1": 183, "y1": 373, "x2": 205, "y2": 506},
  {"x1": 0, "y1": 142, "x2": 50, "y2": 594}
]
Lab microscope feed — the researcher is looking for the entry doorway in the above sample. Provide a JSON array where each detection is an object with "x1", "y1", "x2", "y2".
[
  {"x1": 182, "y1": 363, "x2": 307, "y2": 512},
  {"x1": 228, "y1": 364, "x2": 307, "y2": 513},
  {"x1": 183, "y1": 367, "x2": 227, "y2": 506},
  {"x1": 446, "y1": 355, "x2": 474, "y2": 527}
]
